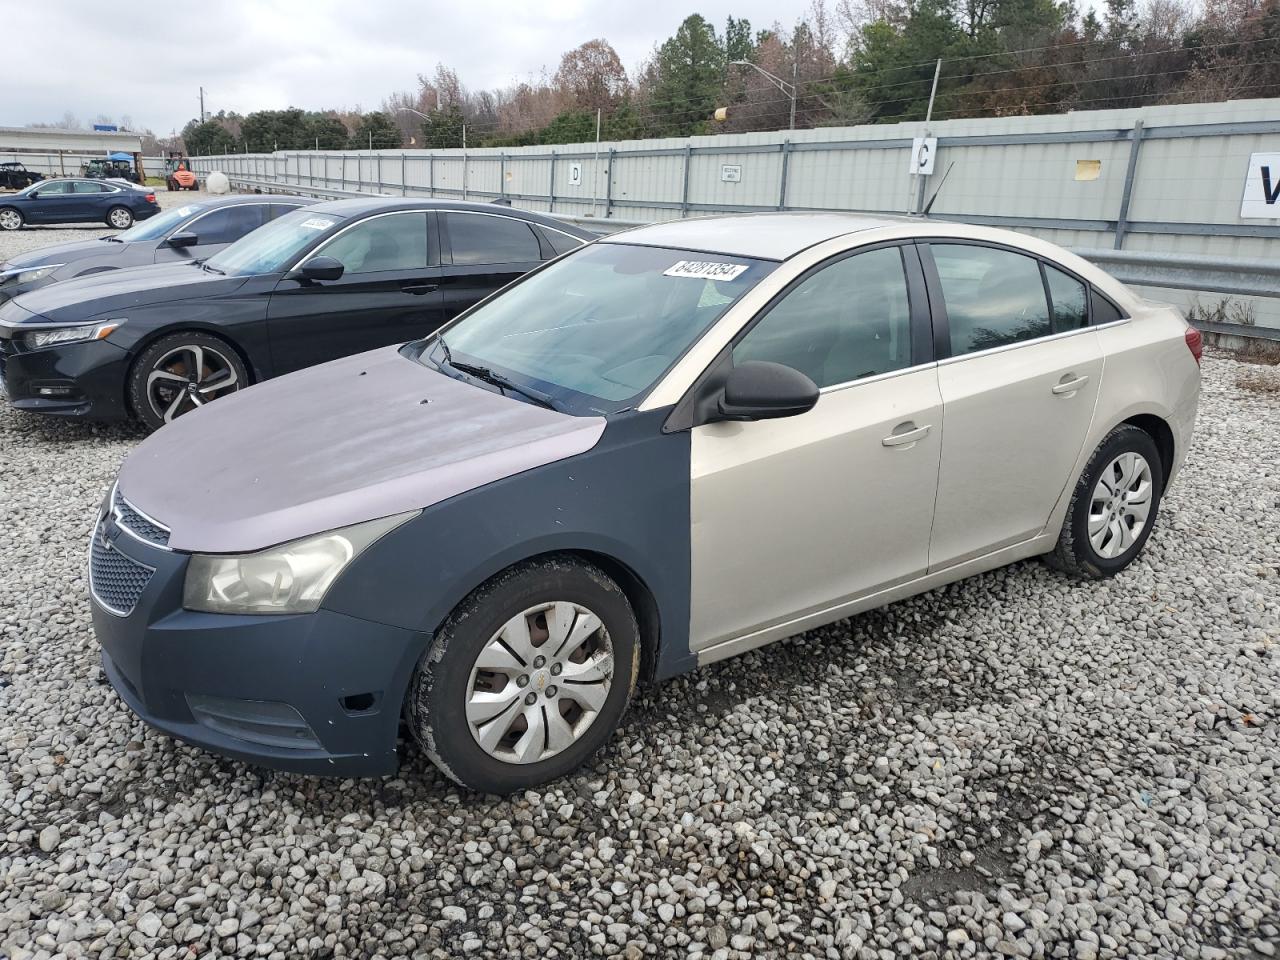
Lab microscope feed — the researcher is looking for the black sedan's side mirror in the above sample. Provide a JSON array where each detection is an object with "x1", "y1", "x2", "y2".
[
  {"x1": 295, "y1": 256, "x2": 345, "y2": 283},
  {"x1": 167, "y1": 232, "x2": 198, "y2": 249},
  {"x1": 714, "y1": 361, "x2": 819, "y2": 422}
]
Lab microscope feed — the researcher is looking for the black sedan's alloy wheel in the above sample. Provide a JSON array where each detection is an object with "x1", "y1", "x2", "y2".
[
  {"x1": 106, "y1": 206, "x2": 134, "y2": 229},
  {"x1": 0, "y1": 208, "x2": 23, "y2": 231},
  {"x1": 408, "y1": 556, "x2": 640, "y2": 794},
  {"x1": 128, "y1": 332, "x2": 248, "y2": 430}
]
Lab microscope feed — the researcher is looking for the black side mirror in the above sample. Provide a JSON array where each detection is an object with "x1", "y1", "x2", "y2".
[
  {"x1": 167, "y1": 231, "x2": 198, "y2": 249},
  {"x1": 714, "y1": 361, "x2": 819, "y2": 422},
  {"x1": 296, "y1": 256, "x2": 345, "y2": 282}
]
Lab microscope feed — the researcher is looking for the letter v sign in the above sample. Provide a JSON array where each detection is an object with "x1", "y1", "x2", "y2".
[{"x1": 1241, "y1": 153, "x2": 1280, "y2": 218}]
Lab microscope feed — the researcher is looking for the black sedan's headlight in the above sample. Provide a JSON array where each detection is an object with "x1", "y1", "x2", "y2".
[
  {"x1": 23, "y1": 320, "x2": 124, "y2": 350},
  {"x1": 1, "y1": 263, "x2": 63, "y2": 286}
]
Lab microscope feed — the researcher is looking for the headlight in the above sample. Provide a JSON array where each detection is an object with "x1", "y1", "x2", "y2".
[
  {"x1": 24, "y1": 320, "x2": 125, "y2": 349},
  {"x1": 3, "y1": 263, "x2": 63, "y2": 285},
  {"x1": 182, "y1": 512, "x2": 418, "y2": 615}
]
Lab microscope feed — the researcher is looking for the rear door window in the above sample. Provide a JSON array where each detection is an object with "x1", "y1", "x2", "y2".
[
  {"x1": 930, "y1": 244, "x2": 1052, "y2": 355},
  {"x1": 443, "y1": 213, "x2": 542, "y2": 265}
]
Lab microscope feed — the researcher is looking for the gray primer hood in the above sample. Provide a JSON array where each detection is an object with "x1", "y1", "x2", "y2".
[{"x1": 118, "y1": 346, "x2": 606, "y2": 553}]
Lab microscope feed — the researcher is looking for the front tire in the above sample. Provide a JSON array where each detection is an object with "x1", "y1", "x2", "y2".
[
  {"x1": 127, "y1": 332, "x2": 248, "y2": 430},
  {"x1": 107, "y1": 206, "x2": 134, "y2": 229},
  {"x1": 408, "y1": 556, "x2": 640, "y2": 794},
  {"x1": 1045, "y1": 424, "x2": 1164, "y2": 579},
  {"x1": 0, "y1": 208, "x2": 23, "y2": 231}
]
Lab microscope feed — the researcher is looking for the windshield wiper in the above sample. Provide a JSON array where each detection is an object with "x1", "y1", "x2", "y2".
[
  {"x1": 436, "y1": 336, "x2": 559, "y2": 412},
  {"x1": 100, "y1": 236, "x2": 123, "y2": 243},
  {"x1": 200, "y1": 261, "x2": 226, "y2": 275}
]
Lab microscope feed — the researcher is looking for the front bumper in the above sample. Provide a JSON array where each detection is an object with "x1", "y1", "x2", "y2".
[
  {"x1": 0, "y1": 336, "x2": 132, "y2": 419},
  {"x1": 90, "y1": 508, "x2": 425, "y2": 776}
]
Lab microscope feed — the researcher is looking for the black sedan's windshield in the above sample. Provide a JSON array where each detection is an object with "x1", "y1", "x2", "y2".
[
  {"x1": 416, "y1": 242, "x2": 775, "y2": 415},
  {"x1": 205, "y1": 208, "x2": 344, "y2": 277}
]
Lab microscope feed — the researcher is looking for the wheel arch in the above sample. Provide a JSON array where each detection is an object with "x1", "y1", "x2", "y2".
[{"x1": 1120, "y1": 413, "x2": 1175, "y2": 483}]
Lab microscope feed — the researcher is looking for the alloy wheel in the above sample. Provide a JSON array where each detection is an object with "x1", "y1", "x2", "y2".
[
  {"x1": 1088, "y1": 451, "x2": 1154, "y2": 559},
  {"x1": 466, "y1": 601, "x2": 614, "y2": 765},
  {"x1": 145, "y1": 343, "x2": 240, "y2": 423},
  {"x1": 0, "y1": 210, "x2": 21, "y2": 231},
  {"x1": 108, "y1": 208, "x2": 133, "y2": 228}
]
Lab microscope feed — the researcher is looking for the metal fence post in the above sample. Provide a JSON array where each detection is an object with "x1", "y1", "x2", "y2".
[
  {"x1": 680, "y1": 145, "x2": 692, "y2": 218},
  {"x1": 429, "y1": 155, "x2": 435, "y2": 197},
  {"x1": 402, "y1": 154, "x2": 407, "y2": 196},
  {"x1": 548, "y1": 152, "x2": 557, "y2": 212},
  {"x1": 778, "y1": 141, "x2": 792, "y2": 211},
  {"x1": 605, "y1": 148, "x2": 615, "y2": 218},
  {"x1": 1115, "y1": 120, "x2": 1145, "y2": 250},
  {"x1": 500, "y1": 154, "x2": 506, "y2": 199},
  {"x1": 376, "y1": 153, "x2": 382, "y2": 193}
]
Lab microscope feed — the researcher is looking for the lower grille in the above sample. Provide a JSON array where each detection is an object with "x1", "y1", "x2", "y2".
[{"x1": 89, "y1": 518, "x2": 154, "y2": 617}]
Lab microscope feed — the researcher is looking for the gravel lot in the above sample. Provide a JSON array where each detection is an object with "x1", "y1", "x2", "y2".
[{"x1": 1, "y1": 213, "x2": 1278, "y2": 960}]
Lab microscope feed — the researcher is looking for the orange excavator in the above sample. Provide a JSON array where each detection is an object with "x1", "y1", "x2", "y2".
[{"x1": 165, "y1": 153, "x2": 199, "y2": 191}]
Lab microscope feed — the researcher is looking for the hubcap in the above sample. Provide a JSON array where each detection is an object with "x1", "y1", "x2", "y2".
[
  {"x1": 0, "y1": 210, "x2": 19, "y2": 229},
  {"x1": 1088, "y1": 451, "x2": 1153, "y2": 559},
  {"x1": 109, "y1": 209, "x2": 131, "y2": 228},
  {"x1": 466, "y1": 601, "x2": 614, "y2": 765},
  {"x1": 146, "y1": 344, "x2": 239, "y2": 423}
]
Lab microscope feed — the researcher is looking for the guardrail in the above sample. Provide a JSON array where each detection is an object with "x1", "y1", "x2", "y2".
[{"x1": 221, "y1": 173, "x2": 1280, "y2": 341}]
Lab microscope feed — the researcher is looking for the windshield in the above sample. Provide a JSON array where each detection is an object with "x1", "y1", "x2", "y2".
[
  {"x1": 420, "y1": 243, "x2": 775, "y2": 415},
  {"x1": 114, "y1": 203, "x2": 205, "y2": 243},
  {"x1": 205, "y1": 208, "x2": 343, "y2": 277}
]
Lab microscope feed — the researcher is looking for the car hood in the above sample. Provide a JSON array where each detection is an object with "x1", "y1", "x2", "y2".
[
  {"x1": 117, "y1": 346, "x2": 608, "y2": 553},
  {"x1": 9, "y1": 261, "x2": 247, "y2": 323},
  {"x1": 3, "y1": 238, "x2": 125, "y2": 272}
]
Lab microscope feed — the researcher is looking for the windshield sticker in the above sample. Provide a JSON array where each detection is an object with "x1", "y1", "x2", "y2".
[
  {"x1": 301, "y1": 217, "x2": 336, "y2": 231},
  {"x1": 663, "y1": 260, "x2": 749, "y2": 282},
  {"x1": 176, "y1": 206, "x2": 196, "y2": 217}
]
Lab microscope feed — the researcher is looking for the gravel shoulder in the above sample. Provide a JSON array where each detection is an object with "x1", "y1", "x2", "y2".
[{"x1": 0, "y1": 213, "x2": 1277, "y2": 959}]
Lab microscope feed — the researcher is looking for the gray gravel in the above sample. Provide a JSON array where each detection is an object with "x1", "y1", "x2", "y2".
[{"x1": 0, "y1": 215, "x2": 1277, "y2": 959}]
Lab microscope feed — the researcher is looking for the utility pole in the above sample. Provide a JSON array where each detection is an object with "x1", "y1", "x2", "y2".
[
  {"x1": 199, "y1": 87, "x2": 205, "y2": 123},
  {"x1": 730, "y1": 61, "x2": 798, "y2": 131}
]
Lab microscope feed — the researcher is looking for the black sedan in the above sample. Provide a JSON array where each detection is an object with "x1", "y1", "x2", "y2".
[
  {"x1": 0, "y1": 198, "x2": 594, "y2": 428},
  {"x1": 0, "y1": 194, "x2": 318, "y2": 303},
  {"x1": 0, "y1": 177, "x2": 160, "y2": 231}
]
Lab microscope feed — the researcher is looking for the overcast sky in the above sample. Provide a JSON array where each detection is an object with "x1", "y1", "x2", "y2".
[{"x1": 9, "y1": 0, "x2": 802, "y2": 136}]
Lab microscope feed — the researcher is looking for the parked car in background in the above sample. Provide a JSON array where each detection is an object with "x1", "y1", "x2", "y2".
[
  {"x1": 0, "y1": 194, "x2": 318, "y2": 303},
  {"x1": 0, "y1": 162, "x2": 43, "y2": 190},
  {"x1": 86, "y1": 214, "x2": 1201, "y2": 792},
  {"x1": 0, "y1": 198, "x2": 593, "y2": 427},
  {"x1": 0, "y1": 178, "x2": 160, "y2": 231}
]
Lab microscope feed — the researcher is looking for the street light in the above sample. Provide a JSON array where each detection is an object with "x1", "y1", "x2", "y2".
[{"x1": 729, "y1": 60, "x2": 798, "y2": 131}]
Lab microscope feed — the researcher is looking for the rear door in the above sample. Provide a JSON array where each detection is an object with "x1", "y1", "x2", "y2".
[
  {"x1": 437, "y1": 211, "x2": 545, "y2": 320},
  {"x1": 73, "y1": 180, "x2": 115, "y2": 221},
  {"x1": 922, "y1": 241, "x2": 1104, "y2": 569},
  {"x1": 265, "y1": 210, "x2": 444, "y2": 375}
]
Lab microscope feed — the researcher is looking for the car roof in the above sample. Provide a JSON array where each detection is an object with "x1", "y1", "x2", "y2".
[
  {"x1": 600, "y1": 212, "x2": 917, "y2": 261},
  {"x1": 305, "y1": 197, "x2": 595, "y2": 237},
  {"x1": 187, "y1": 193, "x2": 319, "y2": 208}
]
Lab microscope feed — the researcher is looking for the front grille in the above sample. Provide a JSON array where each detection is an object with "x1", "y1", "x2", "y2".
[
  {"x1": 113, "y1": 493, "x2": 170, "y2": 547},
  {"x1": 89, "y1": 518, "x2": 154, "y2": 617}
]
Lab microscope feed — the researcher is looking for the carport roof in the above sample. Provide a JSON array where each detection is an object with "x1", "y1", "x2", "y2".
[{"x1": 601, "y1": 212, "x2": 911, "y2": 261}]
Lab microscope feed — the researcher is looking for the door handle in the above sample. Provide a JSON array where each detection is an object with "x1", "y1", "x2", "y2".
[
  {"x1": 1051, "y1": 374, "x2": 1090, "y2": 396},
  {"x1": 400, "y1": 282, "x2": 438, "y2": 295},
  {"x1": 882, "y1": 423, "x2": 931, "y2": 447}
]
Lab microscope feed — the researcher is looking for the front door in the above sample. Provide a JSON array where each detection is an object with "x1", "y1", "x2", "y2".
[
  {"x1": 265, "y1": 210, "x2": 445, "y2": 375},
  {"x1": 437, "y1": 211, "x2": 545, "y2": 320},
  {"x1": 27, "y1": 180, "x2": 79, "y2": 223},
  {"x1": 688, "y1": 244, "x2": 942, "y2": 652},
  {"x1": 923, "y1": 242, "x2": 1104, "y2": 569}
]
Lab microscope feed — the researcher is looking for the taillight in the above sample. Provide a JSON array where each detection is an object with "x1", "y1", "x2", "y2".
[
  {"x1": 1184, "y1": 326, "x2": 1203, "y2": 366},
  {"x1": 144, "y1": 193, "x2": 156, "y2": 204}
]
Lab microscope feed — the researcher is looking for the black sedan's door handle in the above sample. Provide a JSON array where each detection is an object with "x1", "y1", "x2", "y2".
[{"x1": 400, "y1": 282, "x2": 438, "y2": 295}]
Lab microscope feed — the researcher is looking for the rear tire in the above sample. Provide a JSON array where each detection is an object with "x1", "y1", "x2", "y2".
[
  {"x1": 127, "y1": 331, "x2": 248, "y2": 431},
  {"x1": 106, "y1": 206, "x2": 134, "y2": 229},
  {"x1": 1045, "y1": 424, "x2": 1164, "y2": 579},
  {"x1": 407, "y1": 556, "x2": 640, "y2": 794},
  {"x1": 0, "y1": 208, "x2": 23, "y2": 231}
]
